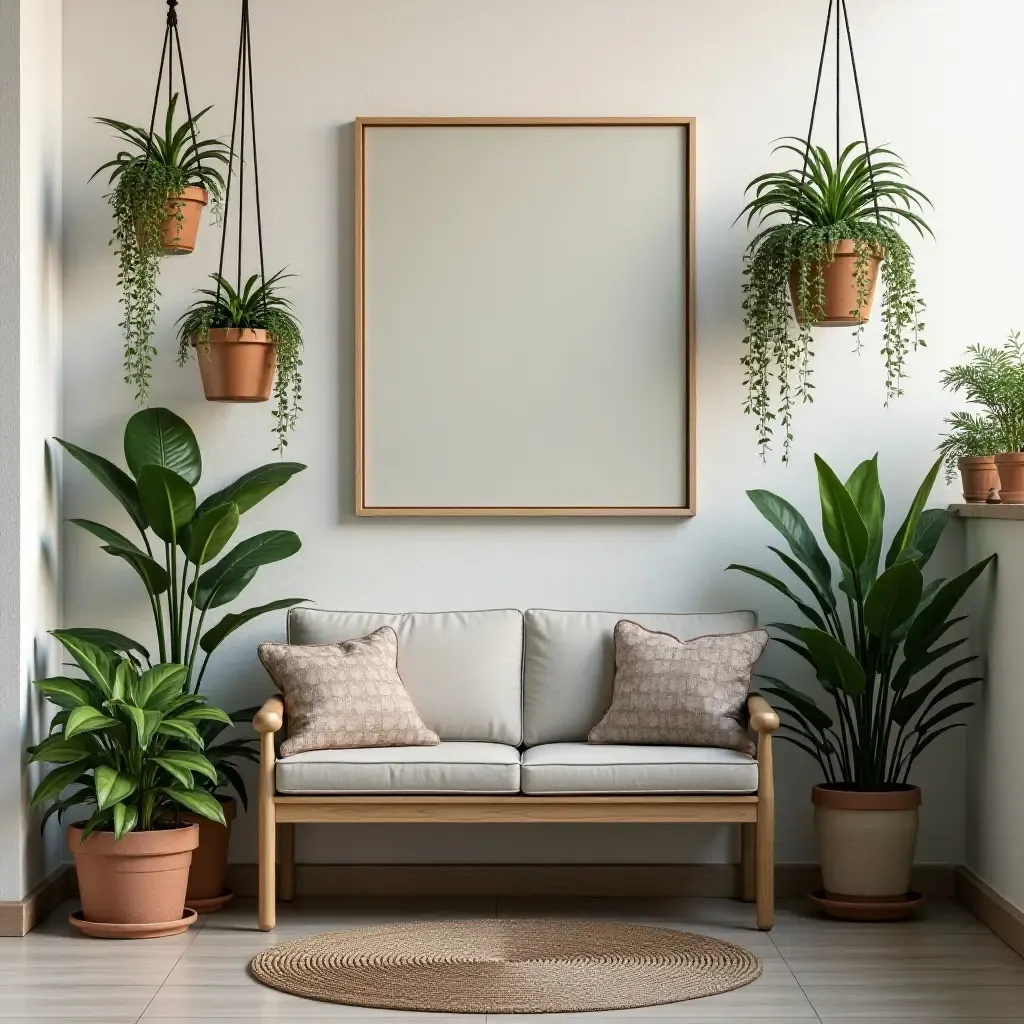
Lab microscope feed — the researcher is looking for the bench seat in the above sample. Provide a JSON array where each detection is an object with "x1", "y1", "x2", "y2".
[
  {"x1": 520, "y1": 743, "x2": 758, "y2": 796},
  {"x1": 276, "y1": 741, "x2": 521, "y2": 795}
]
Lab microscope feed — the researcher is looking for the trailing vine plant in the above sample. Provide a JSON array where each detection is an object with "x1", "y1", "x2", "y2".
[
  {"x1": 91, "y1": 94, "x2": 230, "y2": 403},
  {"x1": 176, "y1": 271, "x2": 304, "y2": 451},
  {"x1": 738, "y1": 138, "x2": 932, "y2": 461}
]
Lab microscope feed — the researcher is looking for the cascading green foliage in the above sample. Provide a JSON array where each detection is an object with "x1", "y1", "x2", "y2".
[
  {"x1": 728, "y1": 454, "x2": 992, "y2": 789},
  {"x1": 739, "y1": 139, "x2": 932, "y2": 462},
  {"x1": 91, "y1": 94, "x2": 231, "y2": 404},
  {"x1": 938, "y1": 332, "x2": 1024, "y2": 481},
  {"x1": 55, "y1": 408, "x2": 306, "y2": 807},
  {"x1": 176, "y1": 271, "x2": 304, "y2": 452},
  {"x1": 29, "y1": 643, "x2": 227, "y2": 840}
]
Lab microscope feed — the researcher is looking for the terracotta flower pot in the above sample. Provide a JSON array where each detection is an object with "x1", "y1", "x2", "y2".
[
  {"x1": 788, "y1": 239, "x2": 882, "y2": 326},
  {"x1": 812, "y1": 785, "x2": 920, "y2": 915},
  {"x1": 959, "y1": 456, "x2": 999, "y2": 503},
  {"x1": 995, "y1": 452, "x2": 1024, "y2": 503},
  {"x1": 183, "y1": 796, "x2": 236, "y2": 909},
  {"x1": 68, "y1": 823, "x2": 199, "y2": 938},
  {"x1": 193, "y1": 328, "x2": 276, "y2": 402},
  {"x1": 159, "y1": 186, "x2": 208, "y2": 254}
]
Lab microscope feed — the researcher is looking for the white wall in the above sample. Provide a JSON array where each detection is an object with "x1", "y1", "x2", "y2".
[
  {"x1": 0, "y1": 0, "x2": 63, "y2": 902},
  {"x1": 965, "y1": 519, "x2": 1024, "y2": 912},
  {"x1": 58, "y1": 0, "x2": 1022, "y2": 868}
]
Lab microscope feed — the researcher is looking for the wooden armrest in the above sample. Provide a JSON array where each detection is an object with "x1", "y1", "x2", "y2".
[
  {"x1": 748, "y1": 693, "x2": 780, "y2": 734},
  {"x1": 254, "y1": 696, "x2": 285, "y2": 734}
]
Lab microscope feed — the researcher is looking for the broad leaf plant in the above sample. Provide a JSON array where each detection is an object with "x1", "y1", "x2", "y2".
[{"x1": 729, "y1": 454, "x2": 992, "y2": 788}]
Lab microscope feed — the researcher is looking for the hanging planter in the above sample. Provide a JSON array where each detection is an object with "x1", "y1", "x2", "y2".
[
  {"x1": 738, "y1": 0, "x2": 932, "y2": 461},
  {"x1": 178, "y1": 0, "x2": 303, "y2": 451},
  {"x1": 91, "y1": 0, "x2": 230, "y2": 403}
]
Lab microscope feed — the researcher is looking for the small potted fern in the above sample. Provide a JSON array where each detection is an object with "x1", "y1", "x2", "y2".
[
  {"x1": 176, "y1": 271, "x2": 304, "y2": 451},
  {"x1": 939, "y1": 333, "x2": 1024, "y2": 502},
  {"x1": 92, "y1": 94, "x2": 230, "y2": 402},
  {"x1": 739, "y1": 138, "x2": 932, "y2": 461}
]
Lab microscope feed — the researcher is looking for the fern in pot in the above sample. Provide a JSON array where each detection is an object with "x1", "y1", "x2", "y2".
[
  {"x1": 92, "y1": 94, "x2": 230, "y2": 403},
  {"x1": 177, "y1": 271, "x2": 304, "y2": 451},
  {"x1": 938, "y1": 333, "x2": 1024, "y2": 503},
  {"x1": 739, "y1": 138, "x2": 932, "y2": 461}
]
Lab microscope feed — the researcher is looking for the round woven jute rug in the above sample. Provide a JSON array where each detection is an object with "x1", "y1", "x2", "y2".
[{"x1": 249, "y1": 918, "x2": 762, "y2": 1012}]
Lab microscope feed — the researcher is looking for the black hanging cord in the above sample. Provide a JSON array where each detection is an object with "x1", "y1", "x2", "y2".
[
  {"x1": 842, "y1": 0, "x2": 881, "y2": 223},
  {"x1": 215, "y1": 0, "x2": 269, "y2": 313},
  {"x1": 797, "y1": 0, "x2": 880, "y2": 225},
  {"x1": 142, "y1": 0, "x2": 204, "y2": 182}
]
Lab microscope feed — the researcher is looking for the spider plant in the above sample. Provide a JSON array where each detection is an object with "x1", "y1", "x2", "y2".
[
  {"x1": 176, "y1": 271, "x2": 304, "y2": 451},
  {"x1": 92, "y1": 93, "x2": 231, "y2": 404},
  {"x1": 937, "y1": 332, "x2": 1024, "y2": 479},
  {"x1": 739, "y1": 138, "x2": 932, "y2": 462}
]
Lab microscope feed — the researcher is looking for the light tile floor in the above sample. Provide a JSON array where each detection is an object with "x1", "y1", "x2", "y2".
[{"x1": 2, "y1": 895, "x2": 1022, "y2": 1021}]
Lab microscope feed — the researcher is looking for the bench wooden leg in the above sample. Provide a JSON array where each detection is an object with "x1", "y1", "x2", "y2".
[
  {"x1": 258, "y1": 731, "x2": 277, "y2": 931},
  {"x1": 755, "y1": 731, "x2": 775, "y2": 930},
  {"x1": 279, "y1": 823, "x2": 296, "y2": 902},
  {"x1": 740, "y1": 822, "x2": 756, "y2": 902}
]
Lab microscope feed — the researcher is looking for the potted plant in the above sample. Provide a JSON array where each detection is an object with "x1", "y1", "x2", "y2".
[
  {"x1": 176, "y1": 271, "x2": 304, "y2": 451},
  {"x1": 728, "y1": 454, "x2": 992, "y2": 919},
  {"x1": 738, "y1": 138, "x2": 932, "y2": 461},
  {"x1": 91, "y1": 94, "x2": 230, "y2": 403},
  {"x1": 939, "y1": 333, "x2": 1024, "y2": 502},
  {"x1": 29, "y1": 636, "x2": 228, "y2": 938},
  {"x1": 55, "y1": 407, "x2": 305, "y2": 908}
]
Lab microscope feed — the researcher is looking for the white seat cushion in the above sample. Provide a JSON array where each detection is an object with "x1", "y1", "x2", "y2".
[
  {"x1": 520, "y1": 743, "x2": 758, "y2": 795},
  {"x1": 276, "y1": 741, "x2": 521, "y2": 795},
  {"x1": 522, "y1": 609, "x2": 757, "y2": 746},
  {"x1": 288, "y1": 608, "x2": 524, "y2": 744}
]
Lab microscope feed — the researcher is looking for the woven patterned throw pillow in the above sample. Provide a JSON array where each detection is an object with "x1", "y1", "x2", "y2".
[
  {"x1": 588, "y1": 620, "x2": 768, "y2": 755},
  {"x1": 258, "y1": 626, "x2": 439, "y2": 756}
]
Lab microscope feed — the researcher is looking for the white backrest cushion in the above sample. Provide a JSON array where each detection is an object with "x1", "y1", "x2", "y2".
[
  {"x1": 288, "y1": 608, "x2": 524, "y2": 744},
  {"x1": 522, "y1": 609, "x2": 757, "y2": 746}
]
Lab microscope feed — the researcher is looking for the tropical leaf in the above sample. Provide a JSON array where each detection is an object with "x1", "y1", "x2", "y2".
[
  {"x1": 814, "y1": 455, "x2": 869, "y2": 575},
  {"x1": 199, "y1": 598, "x2": 307, "y2": 654},
  {"x1": 745, "y1": 489, "x2": 832, "y2": 593},
  {"x1": 864, "y1": 561, "x2": 924, "y2": 637},
  {"x1": 124, "y1": 407, "x2": 202, "y2": 485},
  {"x1": 65, "y1": 706, "x2": 119, "y2": 740},
  {"x1": 137, "y1": 466, "x2": 196, "y2": 544},
  {"x1": 94, "y1": 766, "x2": 137, "y2": 811},
  {"x1": 162, "y1": 787, "x2": 226, "y2": 823},
  {"x1": 195, "y1": 462, "x2": 306, "y2": 517},
  {"x1": 185, "y1": 502, "x2": 240, "y2": 566},
  {"x1": 55, "y1": 439, "x2": 147, "y2": 532},
  {"x1": 886, "y1": 458, "x2": 942, "y2": 568},
  {"x1": 801, "y1": 628, "x2": 867, "y2": 695}
]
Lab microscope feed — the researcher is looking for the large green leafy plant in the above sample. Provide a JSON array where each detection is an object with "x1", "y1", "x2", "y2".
[
  {"x1": 938, "y1": 332, "x2": 1024, "y2": 481},
  {"x1": 56, "y1": 408, "x2": 305, "y2": 806},
  {"x1": 739, "y1": 139, "x2": 931, "y2": 461},
  {"x1": 29, "y1": 640, "x2": 227, "y2": 841},
  {"x1": 729, "y1": 454, "x2": 992, "y2": 788},
  {"x1": 177, "y1": 271, "x2": 304, "y2": 451},
  {"x1": 91, "y1": 94, "x2": 230, "y2": 403}
]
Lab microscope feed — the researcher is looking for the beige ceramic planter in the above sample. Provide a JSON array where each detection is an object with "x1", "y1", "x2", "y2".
[
  {"x1": 958, "y1": 456, "x2": 999, "y2": 503},
  {"x1": 789, "y1": 240, "x2": 882, "y2": 326},
  {"x1": 812, "y1": 785, "x2": 920, "y2": 899},
  {"x1": 995, "y1": 452, "x2": 1024, "y2": 503},
  {"x1": 68, "y1": 823, "x2": 199, "y2": 938}
]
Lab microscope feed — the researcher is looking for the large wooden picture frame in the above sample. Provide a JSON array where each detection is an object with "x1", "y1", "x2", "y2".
[{"x1": 354, "y1": 117, "x2": 696, "y2": 516}]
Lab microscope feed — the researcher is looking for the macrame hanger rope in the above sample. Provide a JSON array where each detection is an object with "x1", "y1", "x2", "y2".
[
  {"x1": 798, "y1": 0, "x2": 880, "y2": 225},
  {"x1": 142, "y1": 1, "x2": 205, "y2": 182},
  {"x1": 215, "y1": 0, "x2": 269, "y2": 311}
]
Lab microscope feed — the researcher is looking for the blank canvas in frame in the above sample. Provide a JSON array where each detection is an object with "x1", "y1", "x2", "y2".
[{"x1": 355, "y1": 118, "x2": 695, "y2": 516}]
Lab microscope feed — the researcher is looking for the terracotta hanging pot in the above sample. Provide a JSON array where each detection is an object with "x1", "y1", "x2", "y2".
[
  {"x1": 789, "y1": 240, "x2": 882, "y2": 326},
  {"x1": 193, "y1": 328, "x2": 276, "y2": 402},
  {"x1": 136, "y1": 186, "x2": 209, "y2": 255},
  {"x1": 68, "y1": 823, "x2": 199, "y2": 939},
  {"x1": 995, "y1": 452, "x2": 1024, "y2": 503},
  {"x1": 183, "y1": 796, "x2": 236, "y2": 912},
  {"x1": 811, "y1": 784, "x2": 921, "y2": 921},
  {"x1": 958, "y1": 456, "x2": 999, "y2": 503}
]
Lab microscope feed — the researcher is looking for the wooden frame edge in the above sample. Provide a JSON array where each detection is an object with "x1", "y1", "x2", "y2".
[
  {"x1": 955, "y1": 865, "x2": 1024, "y2": 959},
  {"x1": 353, "y1": 116, "x2": 696, "y2": 518}
]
